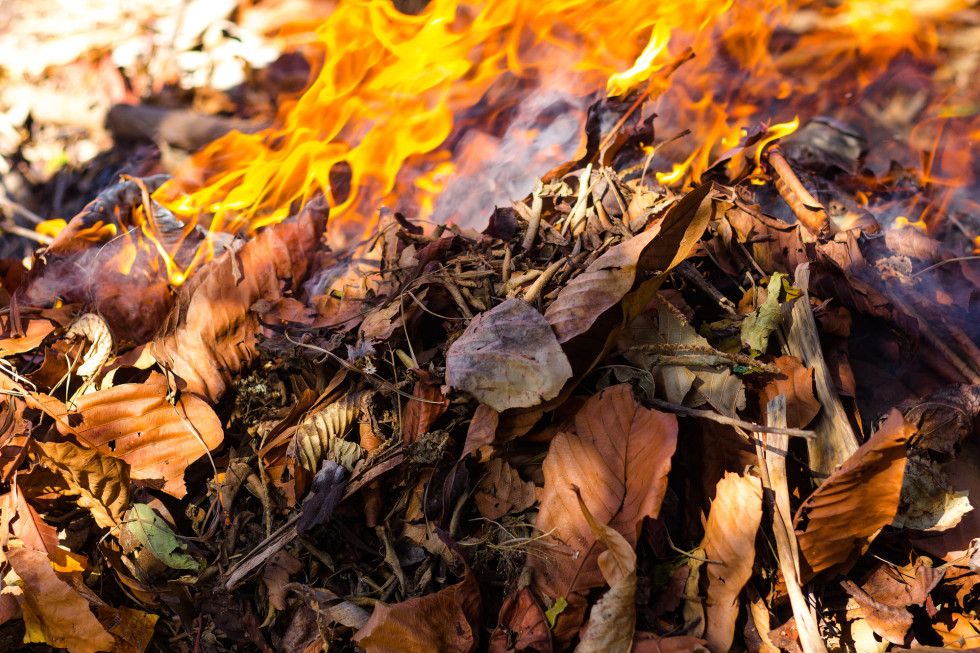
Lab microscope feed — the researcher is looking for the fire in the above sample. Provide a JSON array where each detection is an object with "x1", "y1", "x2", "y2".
[{"x1": 137, "y1": 0, "x2": 977, "y2": 272}]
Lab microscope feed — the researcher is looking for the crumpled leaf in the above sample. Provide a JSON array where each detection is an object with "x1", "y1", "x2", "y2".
[
  {"x1": 354, "y1": 553, "x2": 482, "y2": 653},
  {"x1": 447, "y1": 298, "x2": 572, "y2": 411},
  {"x1": 1, "y1": 477, "x2": 84, "y2": 572},
  {"x1": 701, "y1": 473, "x2": 763, "y2": 653},
  {"x1": 794, "y1": 410, "x2": 914, "y2": 575},
  {"x1": 901, "y1": 384, "x2": 980, "y2": 455},
  {"x1": 893, "y1": 451, "x2": 973, "y2": 532},
  {"x1": 122, "y1": 503, "x2": 202, "y2": 571},
  {"x1": 574, "y1": 493, "x2": 637, "y2": 653},
  {"x1": 34, "y1": 439, "x2": 130, "y2": 529},
  {"x1": 6, "y1": 546, "x2": 114, "y2": 653},
  {"x1": 54, "y1": 371, "x2": 223, "y2": 498},
  {"x1": 475, "y1": 457, "x2": 539, "y2": 520},
  {"x1": 842, "y1": 579, "x2": 913, "y2": 645},
  {"x1": 489, "y1": 586, "x2": 553, "y2": 653},
  {"x1": 402, "y1": 369, "x2": 449, "y2": 445},
  {"x1": 528, "y1": 384, "x2": 677, "y2": 646},
  {"x1": 861, "y1": 558, "x2": 945, "y2": 609},
  {"x1": 291, "y1": 392, "x2": 365, "y2": 472},
  {"x1": 152, "y1": 199, "x2": 327, "y2": 402},
  {"x1": 740, "y1": 272, "x2": 792, "y2": 355}
]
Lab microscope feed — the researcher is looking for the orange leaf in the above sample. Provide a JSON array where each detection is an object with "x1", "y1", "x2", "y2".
[
  {"x1": 354, "y1": 557, "x2": 482, "y2": 653},
  {"x1": 6, "y1": 546, "x2": 114, "y2": 653},
  {"x1": 760, "y1": 355, "x2": 821, "y2": 429},
  {"x1": 700, "y1": 473, "x2": 763, "y2": 653},
  {"x1": 794, "y1": 410, "x2": 913, "y2": 575},
  {"x1": 402, "y1": 370, "x2": 449, "y2": 445},
  {"x1": 475, "y1": 458, "x2": 538, "y2": 521},
  {"x1": 528, "y1": 384, "x2": 676, "y2": 645},
  {"x1": 152, "y1": 200, "x2": 326, "y2": 402},
  {"x1": 57, "y1": 371, "x2": 223, "y2": 497},
  {"x1": 488, "y1": 586, "x2": 552, "y2": 653}
]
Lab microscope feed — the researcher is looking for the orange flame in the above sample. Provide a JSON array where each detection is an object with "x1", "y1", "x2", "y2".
[{"x1": 148, "y1": 0, "x2": 975, "y2": 259}]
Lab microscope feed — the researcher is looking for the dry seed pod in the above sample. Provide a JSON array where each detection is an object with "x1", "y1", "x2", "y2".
[
  {"x1": 294, "y1": 393, "x2": 365, "y2": 472},
  {"x1": 65, "y1": 313, "x2": 114, "y2": 378}
]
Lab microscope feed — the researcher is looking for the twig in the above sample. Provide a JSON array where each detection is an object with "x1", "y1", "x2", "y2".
[
  {"x1": 0, "y1": 195, "x2": 45, "y2": 225},
  {"x1": 767, "y1": 148, "x2": 830, "y2": 236},
  {"x1": 520, "y1": 183, "x2": 544, "y2": 252},
  {"x1": 523, "y1": 258, "x2": 566, "y2": 304},
  {"x1": 646, "y1": 397, "x2": 816, "y2": 439},
  {"x1": 2, "y1": 221, "x2": 52, "y2": 245},
  {"x1": 672, "y1": 261, "x2": 738, "y2": 318}
]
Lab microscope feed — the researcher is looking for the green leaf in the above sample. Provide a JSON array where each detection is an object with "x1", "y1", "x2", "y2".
[
  {"x1": 123, "y1": 504, "x2": 202, "y2": 571},
  {"x1": 740, "y1": 273, "x2": 786, "y2": 355},
  {"x1": 545, "y1": 596, "x2": 568, "y2": 628}
]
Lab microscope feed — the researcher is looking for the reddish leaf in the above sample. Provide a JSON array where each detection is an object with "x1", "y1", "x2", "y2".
[
  {"x1": 463, "y1": 404, "x2": 499, "y2": 458},
  {"x1": 475, "y1": 458, "x2": 538, "y2": 520},
  {"x1": 152, "y1": 200, "x2": 326, "y2": 402},
  {"x1": 402, "y1": 370, "x2": 449, "y2": 444},
  {"x1": 794, "y1": 410, "x2": 913, "y2": 575},
  {"x1": 55, "y1": 371, "x2": 223, "y2": 497},
  {"x1": 760, "y1": 355, "x2": 821, "y2": 429},
  {"x1": 528, "y1": 384, "x2": 677, "y2": 645},
  {"x1": 841, "y1": 579, "x2": 913, "y2": 645},
  {"x1": 263, "y1": 551, "x2": 303, "y2": 611},
  {"x1": 354, "y1": 558, "x2": 482, "y2": 653},
  {"x1": 489, "y1": 587, "x2": 553, "y2": 653}
]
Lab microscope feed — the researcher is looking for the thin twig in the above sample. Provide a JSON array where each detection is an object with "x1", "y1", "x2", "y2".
[
  {"x1": 0, "y1": 195, "x2": 45, "y2": 225},
  {"x1": 520, "y1": 183, "x2": 544, "y2": 252},
  {"x1": 647, "y1": 397, "x2": 816, "y2": 439},
  {"x1": 2, "y1": 221, "x2": 52, "y2": 244},
  {"x1": 523, "y1": 258, "x2": 565, "y2": 304}
]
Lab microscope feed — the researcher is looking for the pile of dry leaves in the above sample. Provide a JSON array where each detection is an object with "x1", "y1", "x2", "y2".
[{"x1": 0, "y1": 91, "x2": 978, "y2": 653}]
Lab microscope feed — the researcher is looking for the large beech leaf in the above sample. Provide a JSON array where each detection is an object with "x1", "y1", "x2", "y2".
[
  {"x1": 152, "y1": 200, "x2": 326, "y2": 402},
  {"x1": 55, "y1": 371, "x2": 222, "y2": 498},
  {"x1": 545, "y1": 183, "x2": 713, "y2": 345},
  {"x1": 794, "y1": 410, "x2": 913, "y2": 575},
  {"x1": 34, "y1": 440, "x2": 130, "y2": 529},
  {"x1": 354, "y1": 558, "x2": 482, "y2": 653},
  {"x1": 528, "y1": 384, "x2": 677, "y2": 646},
  {"x1": 446, "y1": 298, "x2": 572, "y2": 411},
  {"x1": 700, "y1": 473, "x2": 763, "y2": 653},
  {"x1": 6, "y1": 546, "x2": 115, "y2": 653}
]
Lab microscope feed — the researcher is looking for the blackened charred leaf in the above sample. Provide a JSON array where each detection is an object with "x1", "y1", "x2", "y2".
[{"x1": 447, "y1": 299, "x2": 572, "y2": 412}]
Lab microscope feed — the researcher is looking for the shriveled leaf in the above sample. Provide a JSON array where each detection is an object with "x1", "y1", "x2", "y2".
[
  {"x1": 447, "y1": 298, "x2": 572, "y2": 411},
  {"x1": 292, "y1": 392, "x2": 365, "y2": 472},
  {"x1": 34, "y1": 439, "x2": 130, "y2": 529},
  {"x1": 902, "y1": 384, "x2": 980, "y2": 455},
  {"x1": 152, "y1": 200, "x2": 326, "y2": 402},
  {"x1": 122, "y1": 503, "x2": 202, "y2": 571},
  {"x1": 97, "y1": 605, "x2": 159, "y2": 653},
  {"x1": 893, "y1": 451, "x2": 973, "y2": 532},
  {"x1": 842, "y1": 580, "x2": 913, "y2": 645},
  {"x1": 861, "y1": 558, "x2": 944, "y2": 609},
  {"x1": 55, "y1": 371, "x2": 223, "y2": 497},
  {"x1": 794, "y1": 410, "x2": 913, "y2": 575},
  {"x1": 701, "y1": 473, "x2": 763, "y2": 653},
  {"x1": 6, "y1": 546, "x2": 114, "y2": 653},
  {"x1": 263, "y1": 551, "x2": 303, "y2": 611},
  {"x1": 354, "y1": 559, "x2": 482, "y2": 653},
  {"x1": 475, "y1": 458, "x2": 539, "y2": 520},
  {"x1": 286, "y1": 583, "x2": 371, "y2": 629},
  {"x1": 740, "y1": 272, "x2": 791, "y2": 354},
  {"x1": 488, "y1": 586, "x2": 553, "y2": 653},
  {"x1": 529, "y1": 384, "x2": 677, "y2": 645},
  {"x1": 574, "y1": 493, "x2": 637, "y2": 653}
]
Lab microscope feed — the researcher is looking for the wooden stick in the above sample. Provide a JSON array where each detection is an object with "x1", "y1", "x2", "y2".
[
  {"x1": 767, "y1": 149, "x2": 830, "y2": 236},
  {"x1": 646, "y1": 397, "x2": 816, "y2": 439}
]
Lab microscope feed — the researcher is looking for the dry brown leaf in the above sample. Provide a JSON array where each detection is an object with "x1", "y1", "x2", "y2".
[
  {"x1": 701, "y1": 473, "x2": 763, "y2": 653},
  {"x1": 632, "y1": 632, "x2": 709, "y2": 652},
  {"x1": 6, "y1": 546, "x2": 115, "y2": 653},
  {"x1": 447, "y1": 298, "x2": 572, "y2": 411},
  {"x1": 152, "y1": 200, "x2": 326, "y2": 402},
  {"x1": 841, "y1": 579, "x2": 913, "y2": 645},
  {"x1": 1, "y1": 480, "x2": 82, "y2": 571},
  {"x1": 574, "y1": 493, "x2": 637, "y2": 653},
  {"x1": 545, "y1": 184, "x2": 714, "y2": 347},
  {"x1": 462, "y1": 403, "x2": 499, "y2": 459},
  {"x1": 488, "y1": 586, "x2": 553, "y2": 653},
  {"x1": 34, "y1": 439, "x2": 130, "y2": 529},
  {"x1": 475, "y1": 458, "x2": 539, "y2": 520},
  {"x1": 794, "y1": 410, "x2": 913, "y2": 575},
  {"x1": 291, "y1": 392, "x2": 364, "y2": 472},
  {"x1": 54, "y1": 371, "x2": 223, "y2": 498},
  {"x1": 760, "y1": 356, "x2": 821, "y2": 429},
  {"x1": 263, "y1": 550, "x2": 303, "y2": 611},
  {"x1": 354, "y1": 557, "x2": 482, "y2": 653},
  {"x1": 402, "y1": 369, "x2": 449, "y2": 445},
  {"x1": 528, "y1": 384, "x2": 677, "y2": 646}
]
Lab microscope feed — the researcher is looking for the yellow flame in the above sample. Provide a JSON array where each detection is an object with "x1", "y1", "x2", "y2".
[
  {"x1": 895, "y1": 216, "x2": 928, "y2": 231},
  {"x1": 607, "y1": 24, "x2": 671, "y2": 96}
]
